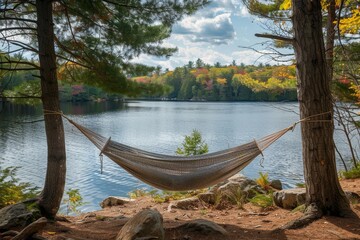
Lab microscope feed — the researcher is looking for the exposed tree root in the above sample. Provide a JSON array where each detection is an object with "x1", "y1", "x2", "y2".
[
  {"x1": 12, "y1": 217, "x2": 47, "y2": 240},
  {"x1": 274, "y1": 201, "x2": 359, "y2": 231},
  {"x1": 277, "y1": 203, "x2": 323, "y2": 230}
]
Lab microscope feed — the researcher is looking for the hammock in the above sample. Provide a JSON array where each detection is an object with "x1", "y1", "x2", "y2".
[{"x1": 63, "y1": 117, "x2": 294, "y2": 191}]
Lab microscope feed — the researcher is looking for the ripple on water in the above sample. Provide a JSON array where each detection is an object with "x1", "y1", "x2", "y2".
[{"x1": 1, "y1": 101, "x2": 358, "y2": 212}]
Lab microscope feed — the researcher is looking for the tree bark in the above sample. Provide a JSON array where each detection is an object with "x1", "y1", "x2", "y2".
[
  {"x1": 36, "y1": 0, "x2": 66, "y2": 218},
  {"x1": 292, "y1": 0, "x2": 353, "y2": 217},
  {"x1": 325, "y1": 0, "x2": 336, "y2": 80}
]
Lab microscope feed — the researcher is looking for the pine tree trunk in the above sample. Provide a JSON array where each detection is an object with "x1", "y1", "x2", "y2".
[
  {"x1": 292, "y1": 0, "x2": 352, "y2": 216},
  {"x1": 36, "y1": 0, "x2": 66, "y2": 218}
]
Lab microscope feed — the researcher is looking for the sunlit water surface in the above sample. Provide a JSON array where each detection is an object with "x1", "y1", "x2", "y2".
[{"x1": 0, "y1": 101, "x2": 356, "y2": 212}]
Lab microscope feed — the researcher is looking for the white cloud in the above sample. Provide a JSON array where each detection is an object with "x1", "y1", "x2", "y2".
[{"x1": 173, "y1": 13, "x2": 235, "y2": 45}]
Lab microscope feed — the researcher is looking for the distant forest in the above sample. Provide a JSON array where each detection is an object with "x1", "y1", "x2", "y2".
[{"x1": 1, "y1": 56, "x2": 298, "y2": 103}]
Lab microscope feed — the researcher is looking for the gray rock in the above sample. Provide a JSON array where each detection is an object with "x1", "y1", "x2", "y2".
[
  {"x1": 168, "y1": 197, "x2": 200, "y2": 210},
  {"x1": 198, "y1": 192, "x2": 216, "y2": 205},
  {"x1": 100, "y1": 196, "x2": 134, "y2": 208},
  {"x1": 0, "y1": 201, "x2": 41, "y2": 230},
  {"x1": 215, "y1": 174, "x2": 265, "y2": 199},
  {"x1": 270, "y1": 180, "x2": 283, "y2": 190},
  {"x1": 116, "y1": 209, "x2": 164, "y2": 240},
  {"x1": 273, "y1": 188, "x2": 306, "y2": 209},
  {"x1": 176, "y1": 219, "x2": 228, "y2": 235}
]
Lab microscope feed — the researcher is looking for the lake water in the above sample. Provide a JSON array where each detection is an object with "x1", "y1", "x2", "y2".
[{"x1": 0, "y1": 101, "x2": 356, "y2": 212}]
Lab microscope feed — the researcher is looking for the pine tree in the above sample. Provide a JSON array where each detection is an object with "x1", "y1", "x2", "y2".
[{"x1": 0, "y1": 0, "x2": 208, "y2": 218}]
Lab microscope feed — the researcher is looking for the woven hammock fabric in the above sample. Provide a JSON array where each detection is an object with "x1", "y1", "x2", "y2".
[{"x1": 66, "y1": 118, "x2": 292, "y2": 191}]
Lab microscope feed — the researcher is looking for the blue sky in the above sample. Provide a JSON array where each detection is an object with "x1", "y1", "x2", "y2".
[{"x1": 134, "y1": 0, "x2": 284, "y2": 70}]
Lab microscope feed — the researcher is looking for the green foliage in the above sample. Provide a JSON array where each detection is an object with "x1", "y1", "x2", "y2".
[
  {"x1": 295, "y1": 182, "x2": 305, "y2": 188},
  {"x1": 62, "y1": 188, "x2": 86, "y2": 215},
  {"x1": 0, "y1": 166, "x2": 39, "y2": 208},
  {"x1": 176, "y1": 129, "x2": 209, "y2": 156},
  {"x1": 128, "y1": 188, "x2": 205, "y2": 203},
  {"x1": 249, "y1": 193, "x2": 273, "y2": 209},
  {"x1": 128, "y1": 188, "x2": 150, "y2": 199},
  {"x1": 340, "y1": 165, "x2": 360, "y2": 179},
  {"x1": 256, "y1": 172, "x2": 271, "y2": 191},
  {"x1": 223, "y1": 187, "x2": 247, "y2": 209}
]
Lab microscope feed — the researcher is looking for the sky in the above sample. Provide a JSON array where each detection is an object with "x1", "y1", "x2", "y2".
[{"x1": 134, "y1": 0, "x2": 286, "y2": 70}]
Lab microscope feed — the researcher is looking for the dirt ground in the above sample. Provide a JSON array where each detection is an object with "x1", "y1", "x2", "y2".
[{"x1": 36, "y1": 179, "x2": 360, "y2": 240}]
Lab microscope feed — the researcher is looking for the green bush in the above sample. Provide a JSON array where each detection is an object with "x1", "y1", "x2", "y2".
[
  {"x1": 62, "y1": 188, "x2": 86, "y2": 215},
  {"x1": 340, "y1": 166, "x2": 360, "y2": 179},
  {"x1": 0, "y1": 166, "x2": 39, "y2": 208},
  {"x1": 176, "y1": 129, "x2": 209, "y2": 156},
  {"x1": 249, "y1": 193, "x2": 273, "y2": 209}
]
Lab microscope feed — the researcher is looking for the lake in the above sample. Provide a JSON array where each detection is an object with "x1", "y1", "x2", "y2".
[{"x1": 0, "y1": 101, "x2": 356, "y2": 212}]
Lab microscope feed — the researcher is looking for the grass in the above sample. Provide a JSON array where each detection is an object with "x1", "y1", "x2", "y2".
[
  {"x1": 340, "y1": 165, "x2": 360, "y2": 179},
  {"x1": 128, "y1": 188, "x2": 206, "y2": 203},
  {"x1": 249, "y1": 193, "x2": 273, "y2": 209}
]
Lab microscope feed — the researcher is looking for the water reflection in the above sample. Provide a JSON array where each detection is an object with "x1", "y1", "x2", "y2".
[{"x1": 0, "y1": 101, "x2": 357, "y2": 212}]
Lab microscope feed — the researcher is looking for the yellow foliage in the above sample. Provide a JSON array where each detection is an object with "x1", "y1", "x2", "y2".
[
  {"x1": 339, "y1": 9, "x2": 360, "y2": 35},
  {"x1": 350, "y1": 84, "x2": 360, "y2": 105},
  {"x1": 279, "y1": 0, "x2": 291, "y2": 10},
  {"x1": 216, "y1": 78, "x2": 227, "y2": 85}
]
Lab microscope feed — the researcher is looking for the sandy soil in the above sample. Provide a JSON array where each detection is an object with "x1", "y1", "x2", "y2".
[{"x1": 35, "y1": 179, "x2": 360, "y2": 240}]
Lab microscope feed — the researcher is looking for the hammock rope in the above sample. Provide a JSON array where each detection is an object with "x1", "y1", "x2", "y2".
[{"x1": 43, "y1": 110, "x2": 331, "y2": 191}]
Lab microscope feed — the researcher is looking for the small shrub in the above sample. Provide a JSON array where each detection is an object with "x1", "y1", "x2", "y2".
[
  {"x1": 0, "y1": 166, "x2": 39, "y2": 208},
  {"x1": 176, "y1": 129, "x2": 209, "y2": 156},
  {"x1": 128, "y1": 188, "x2": 149, "y2": 199},
  {"x1": 63, "y1": 188, "x2": 86, "y2": 215},
  {"x1": 224, "y1": 187, "x2": 247, "y2": 209},
  {"x1": 249, "y1": 193, "x2": 273, "y2": 209},
  {"x1": 256, "y1": 172, "x2": 271, "y2": 191},
  {"x1": 340, "y1": 166, "x2": 360, "y2": 179}
]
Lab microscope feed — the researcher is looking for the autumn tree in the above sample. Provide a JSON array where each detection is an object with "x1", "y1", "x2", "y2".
[
  {"x1": 0, "y1": 0, "x2": 208, "y2": 218},
  {"x1": 242, "y1": 0, "x2": 357, "y2": 228}
]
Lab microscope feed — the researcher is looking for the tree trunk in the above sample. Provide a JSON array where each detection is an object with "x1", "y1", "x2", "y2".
[
  {"x1": 36, "y1": 0, "x2": 66, "y2": 218},
  {"x1": 292, "y1": 0, "x2": 353, "y2": 216},
  {"x1": 325, "y1": 0, "x2": 336, "y2": 80}
]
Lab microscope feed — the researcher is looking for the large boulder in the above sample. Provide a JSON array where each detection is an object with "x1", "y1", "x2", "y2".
[
  {"x1": 100, "y1": 196, "x2": 134, "y2": 208},
  {"x1": 214, "y1": 174, "x2": 265, "y2": 199},
  {"x1": 0, "y1": 201, "x2": 41, "y2": 230},
  {"x1": 176, "y1": 219, "x2": 228, "y2": 236},
  {"x1": 116, "y1": 209, "x2": 164, "y2": 240},
  {"x1": 273, "y1": 188, "x2": 306, "y2": 209},
  {"x1": 274, "y1": 188, "x2": 360, "y2": 209}
]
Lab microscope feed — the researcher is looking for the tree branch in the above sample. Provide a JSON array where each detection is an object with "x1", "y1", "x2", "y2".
[
  {"x1": 255, "y1": 33, "x2": 294, "y2": 43},
  {"x1": 0, "y1": 67, "x2": 38, "y2": 71},
  {"x1": 0, "y1": 17, "x2": 37, "y2": 24},
  {"x1": 0, "y1": 58, "x2": 40, "y2": 69},
  {"x1": 0, "y1": 27, "x2": 36, "y2": 32}
]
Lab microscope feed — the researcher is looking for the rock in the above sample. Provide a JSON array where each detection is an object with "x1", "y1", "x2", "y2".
[
  {"x1": 273, "y1": 188, "x2": 306, "y2": 209},
  {"x1": 100, "y1": 196, "x2": 134, "y2": 208},
  {"x1": 168, "y1": 197, "x2": 200, "y2": 210},
  {"x1": 198, "y1": 192, "x2": 216, "y2": 205},
  {"x1": 0, "y1": 201, "x2": 41, "y2": 230},
  {"x1": 176, "y1": 219, "x2": 228, "y2": 236},
  {"x1": 270, "y1": 180, "x2": 283, "y2": 190},
  {"x1": 345, "y1": 191, "x2": 360, "y2": 204},
  {"x1": 116, "y1": 209, "x2": 164, "y2": 240},
  {"x1": 215, "y1": 174, "x2": 265, "y2": 199},
  {"x1": 274, "y1": 189, "x2": 360, "y2": 209}
]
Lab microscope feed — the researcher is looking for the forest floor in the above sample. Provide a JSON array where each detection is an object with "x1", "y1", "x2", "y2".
[{"x1": 38, "y1": 178, "x2": 360, "y2": 240}]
